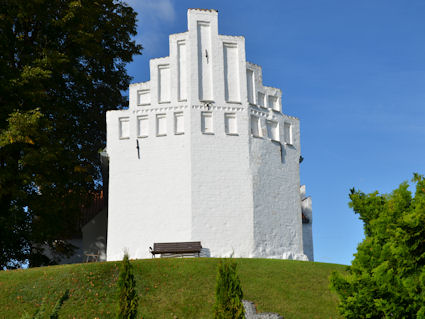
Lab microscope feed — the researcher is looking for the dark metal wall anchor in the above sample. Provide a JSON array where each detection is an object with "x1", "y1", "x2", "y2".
[
  {"x1": 280, "y1": 143, "x2": 283, "y2": 162},
  {"x1": 136, "y1": 139, "x2": 140, "y2": 159}
]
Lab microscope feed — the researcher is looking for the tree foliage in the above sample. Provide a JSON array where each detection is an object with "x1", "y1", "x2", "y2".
[
  {"x1": 0, "y1": 0, "x2": 142, "y2": 268},
  {"x1": 331, "y1": 174, "x2": 425, "y2": 318},
  {"x1": 214, "y1": 259, "x2": 245, "y2": 319},
  {"x1": 116, "y1": 252, "x2": 139, "y2": 319}
]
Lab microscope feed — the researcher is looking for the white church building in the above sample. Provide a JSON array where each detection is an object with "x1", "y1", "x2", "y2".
[{"x1": 97, "y1": 8, "x2": 313, "y2": 262}]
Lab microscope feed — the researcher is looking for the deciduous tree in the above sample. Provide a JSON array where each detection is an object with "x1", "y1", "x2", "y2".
[
  {"x1": 331, "y1": 174, "x2": 425, "y2": 318},
  {"x1": 0, "y1": 0, "x2": 142, "y2": 268}
]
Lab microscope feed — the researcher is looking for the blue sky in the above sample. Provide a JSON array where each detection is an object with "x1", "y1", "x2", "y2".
[{"x1": 125, "y1": 0, "x2": 425, "y2": 265}]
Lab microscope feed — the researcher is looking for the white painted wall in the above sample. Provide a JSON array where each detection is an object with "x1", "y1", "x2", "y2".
[
  {"x1": 190, "y1": 106, "x2": 254, "y2": 257},
  {"x1": 249, "y1": 113, "x2": 306, "y2": 260},
  {"x1": 106, "y1": 107, "x2": 192, "y2": 260},
  {"x1": 106, "y1": 8, "x2": 313, "y2": 261}
]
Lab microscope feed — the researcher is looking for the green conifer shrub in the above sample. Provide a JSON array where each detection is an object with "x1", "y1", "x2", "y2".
[
  {"x1": 214, "y1": 259, "x2": 244, "y2": 319},
  {"x1": 49, "y1": 289, "x2": 69, "y2": 319},
  {"x1": 116, "y1": 252, "x2": 139, "y2": 319},
  {"x1": 20, "y1": 289, "x2": 69, "y2": 319}
]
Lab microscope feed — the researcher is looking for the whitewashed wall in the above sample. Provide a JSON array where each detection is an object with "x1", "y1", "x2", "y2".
[
  {"x1": 106, "y1": 8, "x2": 312, "y2": 261},
  {"x1": 190, "y1": 105, "x2": 254, "y2": 257},
  {"x1": 106, "y1": 107, "x2": 192, "y2": 260},
  {"x1": 249, "y1": 113, "x2": 306, "y2": 260}
]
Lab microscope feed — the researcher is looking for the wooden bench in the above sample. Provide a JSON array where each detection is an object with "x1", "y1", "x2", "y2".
[{"x1": 149, "y1": 241, "x2": 202, "y2": 258}]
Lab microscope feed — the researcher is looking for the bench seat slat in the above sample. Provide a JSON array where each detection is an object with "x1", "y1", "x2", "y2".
[{"x1": 151, "y1": 241, "x2": 202, "y2": 257}]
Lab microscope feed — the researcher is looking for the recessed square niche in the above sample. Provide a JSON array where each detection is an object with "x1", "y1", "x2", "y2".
[
  {"x1": 268, "y1": 95, "x2": 279, "y2": 111},
  {"x1": 284, "y1": 122, "x2": 292, "y2": 145},
  {"x1": 246, "y1": 69, "x2": 255, "y2": 104},
  {"x1": 224, "y1": 113, "x2": 237, "y2": 135},
  {"x1": 137, "y1": 115, "x2": 149, "y2": 137},
  {"x1": 257, "y1": 92, "x2": 265, "y2": 108},
  {"x1": 156, "y1": 114, "x2": 167, "y2": 136},
  {"x1": 137, "y1": 89, "x2": 151, "y2": 106},
  {"x1": 266, "y1": 120, "x2": 279, "y2": 141},
  {"x1": 174, "y1": 112, "x2": 184, "y2": 134},
  {"x1": 119, "y1": 117, "x2": 130, "y2": 139},
  {"x1": 250, "y1": 115, "x2": 261, "y2": 137},
  {"x1": 201, "y1": 112, "x2": 213, "y2": 134}
]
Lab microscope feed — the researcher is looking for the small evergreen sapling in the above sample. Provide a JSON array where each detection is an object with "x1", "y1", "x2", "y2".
[
  {"x1": 49, "y1": 289, "x2": 70, "y2": 319},
  {"x1": 20, "y1": 289, "x2": 69, "y2": 319},
  {"x1": 116, "y1": 252, "x2": 139, "y2": 319},
  {"x1": 214, "y1": 259, "x2": 245, "y2": 319}
]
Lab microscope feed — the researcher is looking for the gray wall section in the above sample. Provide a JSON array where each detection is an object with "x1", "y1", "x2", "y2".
[
  {"x1": 301, "y1": 197, "x2": 314, "y2": 261},
  {"x1": 82, "y1": 208, "x2": 108, "y2": 261},
  {"x1": 44, "y1": 238, "x2": 84, "y2": 265}
]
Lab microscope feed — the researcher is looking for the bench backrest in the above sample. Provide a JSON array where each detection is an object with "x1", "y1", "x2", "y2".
[{"x1": 153, "y1": 241, "x2": 202, "y2": 253}]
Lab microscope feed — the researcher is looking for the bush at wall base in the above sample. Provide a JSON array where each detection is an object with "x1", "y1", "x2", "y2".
[
  {"x1": 20, "y1": 289, "x2": 69, "y2": 319},
  {"x1": 214, "y1": 258, "x2": 245, "y2": 319},
  {"x1": 116, "y1": 252, "x2": 139, "y2": 319}
]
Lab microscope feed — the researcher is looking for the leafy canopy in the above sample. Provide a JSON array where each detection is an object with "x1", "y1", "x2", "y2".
[
  {"x1": 0, "y1": 0, "x2": 142, "y2": 268},
  {"x1": 331, "y1": 174, "x2": 425, "y2": 318}
]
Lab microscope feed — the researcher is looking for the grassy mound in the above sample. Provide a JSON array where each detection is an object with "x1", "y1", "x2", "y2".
[{"x1": 0, "y1": 258, "x2": 345, "y2": 318}]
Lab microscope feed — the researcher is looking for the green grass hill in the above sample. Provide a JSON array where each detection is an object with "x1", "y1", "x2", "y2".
[{"x1": 0, "y1": 258, "x2": 346, "y2": 319}]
